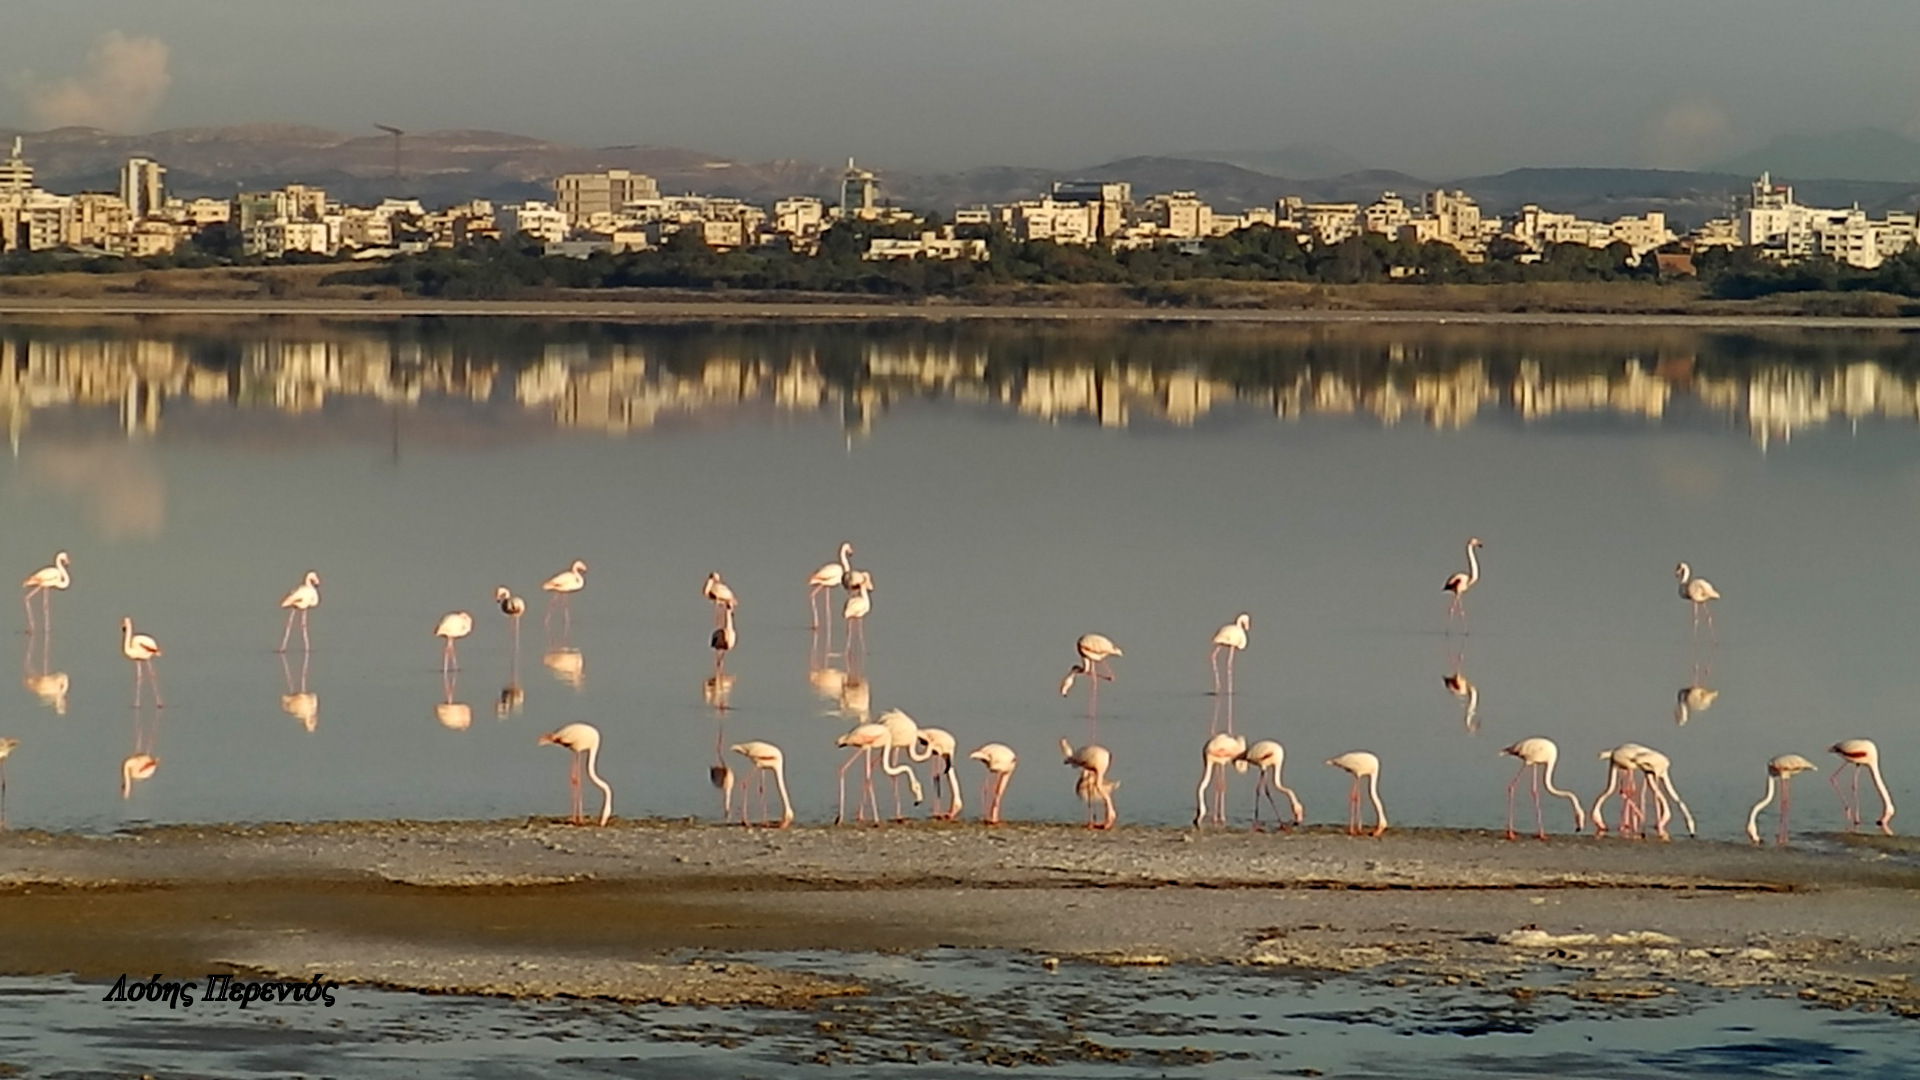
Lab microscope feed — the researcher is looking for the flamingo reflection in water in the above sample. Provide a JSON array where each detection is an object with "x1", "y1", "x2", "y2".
[
  {"x1": 435, "y1": 670, "x2": 472, "y2": 731},
  {"x1": 543, "y1": 646, "x2": 584, "y2": 689},
  {"x1": 279, "y1": 651, "x2": 318, "y2": 733},
  {"x1": 21, "y1": 624, "x2": 69, "y2": 715},
  {"x1": 121, "y1": 704, "x2": 161, "y2": 800},
  {"x1": 1674, "y1": 680, "x2": 1719, "y2": 726}
]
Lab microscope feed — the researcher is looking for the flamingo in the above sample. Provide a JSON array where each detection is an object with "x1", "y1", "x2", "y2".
[
  {"x1": 1631, "y1": 746, "x2": 1696, "y2": 840},
  {"x1": 970, "y1": 743, "x2": 1017, "y2": 825},
  {"x1": 21, "y1": 551, "x2": 71, "y2": 635},
  {"x1": 875, "y1": 708, "x2": 926, "y2": 819},
  {"x1": 1060, "y1": 739, "x2": 1118, "y2": 830},
  {"x1": 1326, "y1": 751, "x2": 1387, "y2": 837},
  {"x1": 1829, "y1": 739, "x2": 1896, "y2": 834},
  {"x1": 836, "y1": 722, "x2": 890, "y2": 825},
  {"x1": 730, "y1": 741, "x2": 794, "y2": 828},
  {"x1": 1194, "y1": 732, "x2": 1248, "y2": 827},
  {"x1": 1747, "y1": 754, "x2": 1818, "y2": 845},
  {"x1": 276, "y1": 570, "x2": 321, "y2": 653},
  {"x1": 1442, "y1": 537, "x2": 1484, "y2": 627},
  {"x1": 495, "y1": 587, "x2": 526, "y2": 650},
  {"x1": 1500, "y1": 737, "x2": 1584, "y2": 840},
  {"x1": 537, "y1": 722, "x2": 612, "y2": 825},
  {"x1": 1674, "y1": 683, "x2": 1719, "y2": 726},
  {"x1": 843, "y1": 578, "x2": 873, "y2": 663},
  {"x1": 704, "y1": 572, "x2": 738, "y2": 627},
  {"x1": 0, "y1": 736, "x2": 15, "y2": 826},
  {"x1": 808, "y1": 542, "x2": 853, "y2": 629},
  {"x1": 433, "y1": 611, "x2": 473, "y2": 674},
  {"x1": 1591, "y1": 743, "x2": 1652, "y2": 837},
  {"x1": 1239, "y1": 740, "x2": 1304, "y2": 831},
  {"x1": 910, "y1": 727, "x2": 964, "y2": 820},
  {"x1": 542, "y1": 559, "x2": 588, "y2": 635},
  {"x1": 1060, "y1": 633, "x2": 1121, "y2": 712},
  {"x1": 1209, "y1": 613, "x2": 1251, "y2": 697},
  {"x1": 1675, "y1": 562, "x2": 1721, "y2": 641},
  {"x1": 711, "y1": 603, "x2": 737, "y2": 675},
  {"x1": 120, "y1": 617, "x2": 163, "y2": 709}
]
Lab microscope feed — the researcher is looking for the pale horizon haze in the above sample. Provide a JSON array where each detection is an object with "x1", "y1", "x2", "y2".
[{"x1": 4, "y1": 1, "x2": 1920, "y2": 177}]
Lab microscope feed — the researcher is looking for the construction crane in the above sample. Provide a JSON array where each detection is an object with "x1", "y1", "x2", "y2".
[{"x1": 374, "y1": 124, "x2": 404, "y2": 183}]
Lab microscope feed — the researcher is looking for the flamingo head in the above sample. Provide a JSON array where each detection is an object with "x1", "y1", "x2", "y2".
[
  {"x1": 1468, "y1": 537, "x2": 1483, "y2": 548},
  {"x1": 1674, "y1": 562, "x2": 1690, "y2": 580},
  {"x1": 306, "y1": 570, "x2": 321, "y2": 586},
  {"x1": 572, "y1": 559, "x2": 588, "y2": 574}
]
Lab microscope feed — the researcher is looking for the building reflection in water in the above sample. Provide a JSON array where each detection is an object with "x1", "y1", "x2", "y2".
[{"x1": 7, "y1": 320, "x2": 1920, "y2": 451}]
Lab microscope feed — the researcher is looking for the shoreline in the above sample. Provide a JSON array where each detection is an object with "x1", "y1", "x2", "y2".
[
  {"x1": 3, "y1": 820, "x2": 1916, "y2": 1014},
  {"x1": 3, "y1": 295, "x2": 1920, "y2": 328}
]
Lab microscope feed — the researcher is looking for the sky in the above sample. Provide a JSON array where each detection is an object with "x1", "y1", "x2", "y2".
[{"x1": 4, "y1": 1, "x2": 1920, "y2": 177}]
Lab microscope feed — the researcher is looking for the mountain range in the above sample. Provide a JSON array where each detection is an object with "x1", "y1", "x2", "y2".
[{"x1": 5, "y1": 123, "x2": 1920, "y2": 229}]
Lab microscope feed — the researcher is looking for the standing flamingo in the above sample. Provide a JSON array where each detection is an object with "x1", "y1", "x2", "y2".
[
  {"x1": 21, "y1": 551, "x2": 71, "y2": 635},
  {"x1": 1060, "y1": 633, "x2": 1121, "y2": 714},
  {"x1": 495, "y1": 587, "x2": 526, "y2": 650},
  {"x1": 1326, "y1": 751, "x2": 1387, "y2": 837},
  {"x1": 1239, "y1": 740, "x2": 1304, "y2": 831},
  {"x1": 1500, "y1": 737, "x2": 1584, "y2": 840},
  {"x1": 120, "y1": 617, "x2": 163, "y2": 709},
  {"x1": 874, "y1": 708, "x2": 926, "y2": 819},
  {"x1": 537, "y1": 722, "x2": 612, "y2": 825},
  {"x1": 1747, "y1": 754, "x2": 1818, "y2": 845},
  {"x1": 1442, "y1": 538, "x2": 1484, "y2": 628},
  {"x1": 1675, "y1": 562, "x2": 1721, "y2": 641},
  {"x1": 842, "y1": 577, "x2": 873, "y2": 663},
  {"x1": 542, "y1": 559, "x2": 588, "y2": 635},
  {"x1": 0, "y1": 736, "x2": 16, "y2": 826},
  {"x1": 1209, "y1": 613, "x2": 1251, "y2": 697},
  {"x1": 711, "y1": 603, "x2": 737, "y2": 676},
  {"x1": 910, "y1": 727, "x2": 964, "y2": 820},
  {"x1": 1194, "y1": 732, "x2": 1248, "y2": 827},
  {"x1": 704, "y1": 572, "x2": 738, "y2": 627},
  {"x1": 276, "y1": 570, "x2": 321, "y2": 653},
  {"x1": 730, "y1": 741, "x2": 794, "y2": 828},
  {"x1": 808, "y1": 542, "x2": 853, "y2": 629},
  {"x1": 1829, "y1": 739, "x2": 1896, "y2": 834},
  {"x1": 433, "y1": 611, "x2": 473, "y2": 674},
  {"x1": 835, "y1": 722, "x2": 891, "y2": 825},
  {"x1": 1060, "y1": 739, "x2": 1118, "y2": 830},
  {"x1": 970, "y1": 743, "x2": 1017, "y2": 825}
]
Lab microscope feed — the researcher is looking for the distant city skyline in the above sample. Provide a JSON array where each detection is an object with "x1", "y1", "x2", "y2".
[{"x1": 5, "y1": 1, "x2": 1920, "y2": 178}]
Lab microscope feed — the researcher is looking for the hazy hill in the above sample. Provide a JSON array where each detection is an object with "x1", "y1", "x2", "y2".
[{"x1": 1713, "y1": 128, "x2": 1920, "y2": 184}]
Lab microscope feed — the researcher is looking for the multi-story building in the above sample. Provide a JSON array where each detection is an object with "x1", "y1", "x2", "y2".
[
  {"x1": 864, "y1": 227, "x2": 989, "y2": 261},
  {"x1": 1278, "y1": 198, "x2": 1360, "y2": 245},
  {"x1": 498, "y1": 201, "x2": 570, "y2": 244},
  {"x1": 1361, "y1": 192, "x2": 1412, "y2": 236},
  {"x1": 1139, "y1": 190, "x2": 1213, "y2": 239},
  {"x1": 553, "y1": 170, "x2": 659, "y2": 229},
  {"x1": 1050, "y1": 181, "x2": 1131, "y2": 239},
  {"x1": 998, "y1": 198, "x2": 1098, "y2": 244},
  {"x1": 121, "y1": 157, "x2": 166, "y2": 220}
]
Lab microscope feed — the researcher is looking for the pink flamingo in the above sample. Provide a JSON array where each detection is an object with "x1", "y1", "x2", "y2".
[
  {"x1": 1500, "y1": 737, "x2": 1584, "y2": 840},
  {"x1": 120, "y1": 752, "x2": 158, "y2": 799},
  {"x1": 1829, "y1": 739, "x2": 1896, "y2": 834},
  {"x1": 1194, "y1": 732, "x2": 1248, "y2": 827},
  {"x1": 120, "y1": 617, "x2": 163, "y2": 709},
  {"x1": 0, "y1": 736, "x2": 15, "y2": 826},
  {"x1": 842, "y1": 577, "x2": 873, "y2": 666},
  {"x1": 874, "y1": 708, "x2": 925, "y2": 819},
  {"x1": 1060, "y1": 633, "x2": 1122, "y2": 728},
  {"x1": 1209, "y1": 613, "x2": 1250, "y2": 698},
  {"x1": 1060, "y1": 739, "x2": 1118, "y2": 830},
  {"x1": 1239, "y1": 740, "x2": 1304, "y2": 831},
  {"x1": 1326, "y1": 751, "x2": 1386, "y2": 837},
  {"x1": 1630, "y1": 747, "x2": 1695, "y2": 840},
  {"x1": 276, "y1": 570, "x2": 321, "y2": 653},
  {"x1": 21, "y1": 551, "x2": 71, "y2": 635},
  {"x1": 1675, "y1": 562, "x2": 1721, "y2": 642},
  {"x1": 835, "y1": 722, "x2": 890, "y2": 825},
  {"x1": 495, "y1": 587, "x2": 526, "y2": 651},
  {"x1": 808, "y1": 542, "x2": 853, "y2": 630},
  {"x1": 537, "y1": 722, "x2": 612, "y2": 826},
  {"x1": 730, "y1": 741, "x2": 794, "y2": 828},
  {"x1": 433, "y1": 611, "x2": 473, "y2": 674},
  {"x1": 1591, "y1": 743, "x2": 1651, "y2": 837},
  {"x1": 970, "y1": 743, "x2": 1017, "y2": 825},
  {"x1": 542, "y1": 559, "x2": 587, "y2": 635},
  {"x1": 910, "y1": 727, "x2": 964, "y2": 820},
  {"x1": 711, "y1": 603, "x2": 737, "y2": 676},
  {"x1": 1747, "y1": 754, "x2": 1818, "y2": 845},
  {"x1": 1442, "y1": 538, "x2": 1483, "y2": 628},
  {"x1": 703, "y1": 571, "x2": 738, "y2": 628}
]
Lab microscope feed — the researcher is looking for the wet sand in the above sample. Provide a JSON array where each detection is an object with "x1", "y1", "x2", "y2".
[{"x1": 3, "y1": 820, "x2": 1916, "y2": 1014}]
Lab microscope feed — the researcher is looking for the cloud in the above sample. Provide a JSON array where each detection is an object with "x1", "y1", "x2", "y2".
[
  {"x1": 25, "y1": 31, "x2": 171, "y2": 132},
  {"x1": 1640, "y1": 95, "x2": 1736, "y2": 169}
]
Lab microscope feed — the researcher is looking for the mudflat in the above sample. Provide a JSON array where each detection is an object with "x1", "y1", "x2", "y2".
[{"x1": 2, "y1": 821, "x2": 1915, "y2": 1013}]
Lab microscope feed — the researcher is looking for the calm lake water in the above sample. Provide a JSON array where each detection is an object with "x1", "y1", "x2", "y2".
[{"x1": 3, "y1": 317, "x2": 1920, "y2": 835}]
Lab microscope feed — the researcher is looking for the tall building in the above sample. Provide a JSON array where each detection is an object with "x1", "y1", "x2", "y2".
[
  {"x1": 553, "y1": 170, "x2": 660, "y2": 228},
  {"x1": 1050, "y1": 181, "x2": 1131, "y2": 239},
  {"x1": 121, "y1": 157, "x2": 166, "y2": 220},
  {"x1": 0, "y1": 137, "x2": 31, "y2": 194}
]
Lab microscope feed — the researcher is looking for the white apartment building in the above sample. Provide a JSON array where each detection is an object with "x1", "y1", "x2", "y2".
[
  {"x1": 554, "y1": 170, "x2": 660, "y2": 229},
  {"x1": 1736, "y1": 173, "x2": 1917, "y2": 268},
  {"x1": 498, "y1": 201, "x2": 570, "y2": 244},
  {"x1": 998, "y1": 198, "x2": 1098, "y2": 244},
  {"x1": 1138, "y1": 191, "x2": 1213, "y2": 239},
  {"x1": 864, "y1": 228, "x2": 989, "y2": 261},
  {"x1": 121, "y1": 158, "x2": 166, "y2": 220}
]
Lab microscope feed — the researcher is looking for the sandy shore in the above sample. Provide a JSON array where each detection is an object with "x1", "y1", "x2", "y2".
[
  {"x1": 2, "y1": 295, "x2": 1920, "y2": 328},
  {"x1": 3, "y1": 820, "x2": 1917, "y2": 1014}
]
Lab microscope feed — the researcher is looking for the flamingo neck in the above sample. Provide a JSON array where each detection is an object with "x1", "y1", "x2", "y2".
[
  {"x1": 1464, "y1": 544, "x2": 1480, "y2": 584},
  {"x1": 581, "y1": 743, "x2": 613, "y2": 824},
  {"x1": 1366, "y1": 772, "x2": 1387, "y2": 829},
  {"x1": 773, "y1": 764, "x2": 794, "y2": 821},
  {"x1": 1869, "y1": 762, "x2": 1897, "y2": 820},
  {"x1": 1746, "y1": 775, "x2": 1778, "y2": 840}
]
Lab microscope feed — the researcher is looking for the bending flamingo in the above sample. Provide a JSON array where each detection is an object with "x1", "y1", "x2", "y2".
[
  {"x1": 1747, "y1": 754, "x2": 1818, "y2": 846},
  {"x1": 276, "y1": 570, "x2": 321, "y2": 653},
  {"x1": 910, "y1": 726, "x2": 964, "y2": 820},
  {"x1": 433, "y1": 611, "x2": 474, "y2": 674},
  {"x1": 1239, "y1": 740, "x2": 1304, "y2": 831},
  {"x1": 538, "y1": 722, "x2": 612, "y2": 825},
  {"x1": 21, "y1": 551, "x2": 71, "y2": 634},
  {"x1": 1591, "y1": 743, "x2": 1653, "y2": 837},
  {"x1": 730, "y1": 740, "x2": 794, "y2": 828},
  {"x1": 808, "y1": 542, "x2": 853, "y2": 629},
  {"x1": 120, "y1": 617, "x2": 163, "y2": 709},
  {"x1": 875, "y1": 708, "x2": 926, "y2": 819},
  {"x1": 1829, "y1": 739, "x2": 1896, "y2": 834},
  {"x1": 0, "y1": 736, "x2": 15, "y2": 826},
  {"x1": 1060, "y1": 633, "x2": 1122, "y2": 714},
  {"x1": 970, "y1": 743, "x2": 1017, "y2": 825},
  {"x1": 1060, "y1": 739, "x2": 1118, "y2": 830},
  {"x1": 1500, "y1": 737, "x2": 1584, "y2": 840},
  {"x1": 542, "y1": 559, "x2": 588, "y2": 635},
  {"x1": 1194, "y1": 732, "x2": 1248, "y2": 827},
  {"x1": 1209, "y1": 613, "x2": 1250, "y2": 697},
  {"x1": 1327, "y1": 751, "x2": 1386, "y2": 837},
  {"x1": 1442, "y1": 537, "x2": 1483, "y2": 627}
]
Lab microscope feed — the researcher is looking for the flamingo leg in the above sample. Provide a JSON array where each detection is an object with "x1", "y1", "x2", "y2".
[
  {"x1": 1831, "y1": 766, "x2": 1857, "y2": 827},
  {"x1": 278, "y1": 609, "x2": 296, "y2": 653},
  {"x1": 1505, "y1": 763, "x2": 1526, "y2": 840},
  {"x1": 836, "y1": 749, "x2": 859, "y2": 825},
  {"x1": 1778, "y1": 776, "x2": 1792, "y2": 846},
  {"x1": 863, "y1": 749, "x2": 880, "y2": 825},
  {"x1": 991, "y1": 772, "x2": 1009, "y2": 825},
  {"x1": 1532, "y1": 767, "x2": 1547, "y2": 841},
  {"x1": 301, "y1": 611, "x2": 311, "y2": 652},
  {"x1": 1209, "y1": 645, "x2": 1222, "y2": 695},
  {"x1": 1348, "y1": 778, "x2": 1361, "y2": 836},
  {"x1": 147, "y1": 660, "x2": 163, "y2": 709}
]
